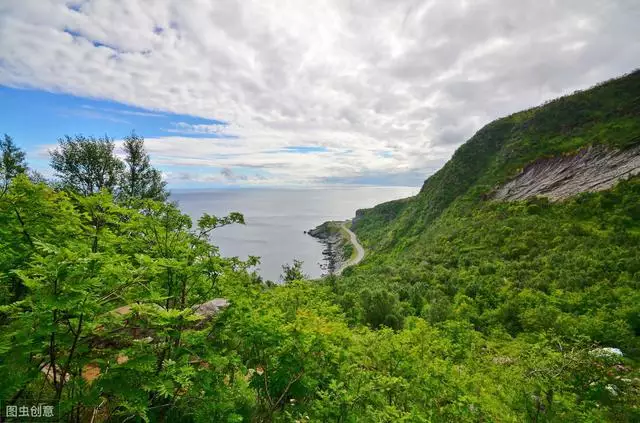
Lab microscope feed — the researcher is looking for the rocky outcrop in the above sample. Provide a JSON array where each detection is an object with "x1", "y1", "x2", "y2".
[
  {"x1": 192, "y1": 298, "x2": 230, "y2": 328},
  {"x1": 192, "y1": 298, "x2": 230, "y2": 317},
  {"x1": 494, "y1": 144, "x2": 640, "y2": 201},
  {"x1": 37, "y1": 298, "x2": 230, "y2": 386},
  {"x1": 307, "y1": 221, "x2": 347, "y2": 275}
]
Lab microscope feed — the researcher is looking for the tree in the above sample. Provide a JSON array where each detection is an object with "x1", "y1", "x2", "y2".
[
  {"x1": 280, "y1": 259, "x2": 307, "y2": 283},
  {"x1": 360, "y1": 289, "x2": 403, "y2": 329},
  {"x1": 49, "y1": 135, "x2": 124, "y2": 195},
  {"x1": 0, "y1": 177, "x2": 252, "y2": 422},
  {"x1": 0, "y1": 134, "x2": 27, "y2": 188},
  {"x1": 120, "y1": 132, "x2": 167, "y2": 201}
]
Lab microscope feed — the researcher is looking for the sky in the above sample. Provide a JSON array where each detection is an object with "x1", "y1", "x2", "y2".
[{"x1": 0, "y1": 0, "x2": 638, "y2": 188}]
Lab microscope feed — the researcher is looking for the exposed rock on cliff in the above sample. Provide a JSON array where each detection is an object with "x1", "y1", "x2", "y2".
[
  {"x1": 494, "y1": 144, "x2": 640, "y2": 201},
  {"x1": 307, "y1": 221, "x2": 347, "y2": 275}
]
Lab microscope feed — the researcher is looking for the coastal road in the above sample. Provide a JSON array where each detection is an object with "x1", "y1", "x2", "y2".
[{"x1": 336, "y1": 223, "x2": 365, "y2": 275}]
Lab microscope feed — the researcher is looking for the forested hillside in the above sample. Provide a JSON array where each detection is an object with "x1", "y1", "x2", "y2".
[
  {"x1": 338, "y1": 70, "x2": 640, "y2": 419},
  {"x1": 353, "y1": 69, "x2": 640, "y2": 251},
  {"x1": 1, "y1": 71, "x2": 639, "y2": 422}
]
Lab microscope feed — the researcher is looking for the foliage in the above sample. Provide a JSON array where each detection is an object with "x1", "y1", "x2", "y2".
[
  {"x1": 280, "y1": 259, "x2": 307, "y2": 284},
  {"x1": 1, "y1": 70, "x2": 640, "y2": 422},
  {"x1": 120, "y1": 132, "x2": 168, "y2": 201},
  {"x1": 1, "y1": 133, "x2": 27, "y2": 188},
  {"x1": 48, "y1": 132, "x2": 169, "y2": 203},
  {"x1": 50, "y1": 135, "x2": 125, "y2": 195},
  {"x1": 0, "y1": 176, "x2": 255, "y2": 421}
]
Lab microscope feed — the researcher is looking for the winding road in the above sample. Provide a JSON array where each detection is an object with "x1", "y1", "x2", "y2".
[{"x1": 335, "y1": 223, "x2": 365, "y2": 275}]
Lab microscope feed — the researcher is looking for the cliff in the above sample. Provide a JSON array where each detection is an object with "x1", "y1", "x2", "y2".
[
  {"x1": 494, "y1": 144, "x2": 640, "y2": 201},
  {"x1": 352, "y1": 69, "x2": 640, "y2": 251}
]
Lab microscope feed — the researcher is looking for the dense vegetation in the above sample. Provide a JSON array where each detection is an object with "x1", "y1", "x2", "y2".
[
  {"x1": 1, "y1": 70, "x2": 639, "y2": 422},
  {"x1": 341, "y1": 69, "x2": 640, "y2": 418}
]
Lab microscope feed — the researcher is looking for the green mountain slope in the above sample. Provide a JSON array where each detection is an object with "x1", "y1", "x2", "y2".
[
  {"x1": 354, "y1": 69, "x2": 640, "y2": 253},
  {"x1": 309, "y1": 71, "x2": 640, "y2": 420},
  {"x1": 340, "y1": 70, "x2": 640, "y2": 352}
]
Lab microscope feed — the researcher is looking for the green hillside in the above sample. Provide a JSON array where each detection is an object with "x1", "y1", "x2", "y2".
[
  {"x1": 1, "y1": 71, "x2": 639, "y2": 422},
  {"x1": 343, "y1": 70, "x2": 640, "y2": 338},
  {"x1": 355, "y1": 69, "x2": 640, "y2": 253},
  {"x1": 331, "y1": 70, "x2": 640, "y2": 419}
]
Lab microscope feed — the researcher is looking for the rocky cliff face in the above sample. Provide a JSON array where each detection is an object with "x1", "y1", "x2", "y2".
[
  {"x1": 493, "y1": 144, "x2": 640, "y2": 201},
  {"x1": 307, "y1": 221, "x2": 346, "y2": 275}
]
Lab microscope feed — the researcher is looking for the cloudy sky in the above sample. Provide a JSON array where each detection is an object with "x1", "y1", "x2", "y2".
[{"x1": 0, "y1": 0, "x2": 638, "y2": 187}]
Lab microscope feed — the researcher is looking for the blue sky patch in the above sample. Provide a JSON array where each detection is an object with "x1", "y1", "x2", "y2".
[
  {"x1": 0, "y1": 86, "x2": 236, "y2": 177},
  {"x1": 282, "y1": 146, "x2": 328, "y2": 154},
  {"x1": 0, "y1": 86, "x2": 230, "y2": 146}
]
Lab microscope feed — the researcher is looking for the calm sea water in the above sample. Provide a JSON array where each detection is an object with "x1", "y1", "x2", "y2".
[{"x1": 171, "y1": 186, "x2": 418, "y2": 282}]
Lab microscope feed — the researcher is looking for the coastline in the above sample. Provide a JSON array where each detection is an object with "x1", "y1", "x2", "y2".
[
  {"x1": 306, "y1": 220, "x2": 365, "y2": 276},
  {"x1": 335, "y1": 223, "x2": 365, "y2": 275}
]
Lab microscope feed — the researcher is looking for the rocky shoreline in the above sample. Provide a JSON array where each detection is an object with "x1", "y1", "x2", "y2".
[{"x1": 305, "y1": 221, "x2": 348, "y2": 275}]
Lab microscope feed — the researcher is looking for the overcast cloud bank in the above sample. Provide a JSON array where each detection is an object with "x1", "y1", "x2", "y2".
[{"x1": 1, "y1": 0, "x2": 639, "y2": 186}]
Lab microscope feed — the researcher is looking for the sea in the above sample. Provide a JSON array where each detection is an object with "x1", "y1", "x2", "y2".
[{"x1": 171, "y1": 186, "x2": 418, "y2": 282}]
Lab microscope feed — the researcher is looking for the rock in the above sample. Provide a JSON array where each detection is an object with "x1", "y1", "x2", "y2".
[
  {"x1": 590, "y1": 347, "x2": 624, "y2": 358},
  {"x1": 40, "y1": 362, "x2": 70, "y2": 383},
  {"x1": 307, "y1": 221, "x2": 347, "y2": 275},
  {"x1": 191, "y1": 298, "x2": 230, "y2": 328},
  {"x1": 605, "y1": 384, "x2": 619, "y2": 396},
  {"x1": 494, "y1": 144, "x2": 640, "y2": 201},
  {"x1": 352, "y1": 209, "x2": 365, "y2": 227},
  {"x1": 492, "y1": 356, "x2": 516, "y2": 365},
  {"x1": 111, "y1": 305, "x2": 132, "y2": 315},
  {"x1": 307, "y1": 223, "x2": 330, "y2": 239},
  {"x1": 192, "y1": 298, "x2": 230, "y2": 318}
]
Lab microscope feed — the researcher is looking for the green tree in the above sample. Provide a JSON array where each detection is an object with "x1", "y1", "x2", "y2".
[
  {"x1": 49, "y1": 135, "x2": 124, "y2": 195},
  {"x1": 120, "y1": 132, "x2": 167, "y2": 201},
  {"x1": 360, "y1": 288, "x2": 403, "y2": 329},
  {"x1": 280, "y1": 259, "x2": 307, "y2": 283},
  {"x1": 0, "y1": 134, "x2": 27, "y2": 188},
  {"x1": 0, "y1": 177, "x2": 252, "y2": 422}
]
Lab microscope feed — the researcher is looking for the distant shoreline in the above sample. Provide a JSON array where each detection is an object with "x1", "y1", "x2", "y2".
[{"x1": 307, "y1": 220, "x2": 365, "y2": 276}]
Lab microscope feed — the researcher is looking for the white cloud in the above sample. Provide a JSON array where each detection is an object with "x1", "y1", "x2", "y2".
[
  {"x1": 166, "y1": 122, "x2": 229, "y2": 135},
  {"x1": 81, "y1": 105, "x2": 166, "y2": 118},
  {"x1": 1, "y1": 0, "x2": 639, "y2": 186}
]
